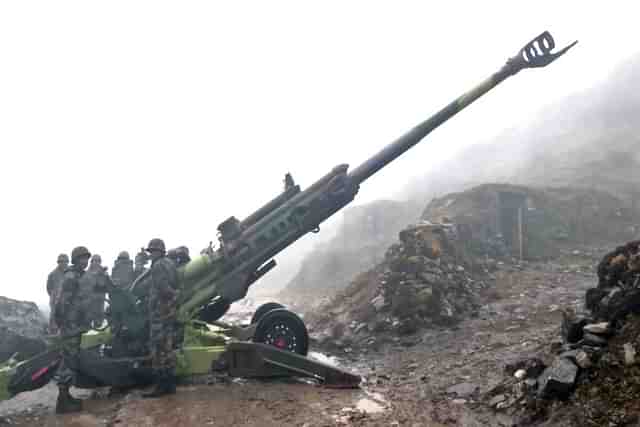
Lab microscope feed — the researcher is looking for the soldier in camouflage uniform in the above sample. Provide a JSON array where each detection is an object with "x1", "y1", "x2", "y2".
[
  {"x1": 111, "y1": 251, "x2": 135, "y2": 289},
  {"x1": 167, "y1": 246, "x2": 191, "y2": 267},
  {"x1": 53, "y1": 246, "x2": 92, "y2": 414},
  {"x1": 142, "y1": 238, "x2": 179, "y2": 398},
  {"x1": 84, "y1": 254, "x2": 107, "y2": 327},
  {"x1": 46, "y1": 253, "x2": 69, "y2": 334},
  {"x1": 133, "y1": 250, "x2": 149, "y2": 281}
]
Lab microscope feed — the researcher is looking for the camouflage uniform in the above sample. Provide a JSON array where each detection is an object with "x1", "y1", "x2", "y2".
[
  {"x1": 142, "y1": 238, "x2": 179, "y2": 398},
  {"x1": 47, "y1": 254, "x2": 69, "y2": 334},
  {"x1": 84, "y1": 255, "x2": 107, "y2": 327},
  {"x1": 149, "y1": 256, "x2": 179, "y2": 371},
  {"x1": 112, "y1": 251, "x2": 135, "y2": 289},
  {"x1": 53, "y1": 248, "x2": 92, "y2": 400},
  {"x1": 133, "y1": 251, "x2": 149, "y2": 282}
]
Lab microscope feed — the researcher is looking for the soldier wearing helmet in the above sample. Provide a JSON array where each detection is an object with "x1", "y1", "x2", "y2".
[
  {"x1": 83, "y1": 254, "x2": 108, "y2": 327},
  {"x1": 46, "y1": 253, "x2": 69, "y2": 334},
  {"x1": 53, "y1": 246, "x2": 92, "y2": 414},
  {"x1": 133, "y1": 249, "x2": 149, "y2": 281},
  {"x1": 142, "y1": 238, "x2": 179, "y2": 398},
  {"x1": 112, "y1": 250, "x2": 135, "y2": 289}
]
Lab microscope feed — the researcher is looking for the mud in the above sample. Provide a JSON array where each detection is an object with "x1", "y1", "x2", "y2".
[{"x1": 0, "y1": 249, "x2": 604, "y2": 426}]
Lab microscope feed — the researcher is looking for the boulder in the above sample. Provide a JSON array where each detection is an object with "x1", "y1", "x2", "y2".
[
  {"x1": 582, "y1": 332, "x2": 608, "y2": 347},
  {"x1": 561, "y1": 308, "x2": 588, "y2": 344},
  {"x1": 0, "y1": 296, "x2": 46, "y2": 339},
  {"x1": 583, "y1": 322, "x2": 611, "y2": 335},
  {"x1": 537, "y1": 357, "x2": 578, "y2": 399},
  {"x1": 0, "y1": 296, "x2": 47, "y2": 363},
  {"x1": 575, "y1": 350, "x2": 592, "y2": 369}
]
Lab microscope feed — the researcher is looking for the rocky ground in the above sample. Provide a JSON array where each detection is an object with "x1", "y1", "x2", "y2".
[
  {"x1": 0, "y1": 244, "x2": 610, "y2": 426},
  {"x1": 0, "y1": 297, "x2": 48, "y2": 365}
]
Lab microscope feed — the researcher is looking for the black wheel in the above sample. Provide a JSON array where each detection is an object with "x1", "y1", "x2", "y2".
[
  {"x1": 197, "y1": 298, "x2": 231, "y2": 323},
  {"x1": 253, "y1": 309, "x2": 309, "y2": 356},
  {"x1": 250, "y1": 302, "x2": 285, "y2": 325}
]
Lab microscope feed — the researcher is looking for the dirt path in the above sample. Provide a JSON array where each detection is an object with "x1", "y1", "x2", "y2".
[{"x1": 1, "y1": 258, "x2": 599, "y2": 426}]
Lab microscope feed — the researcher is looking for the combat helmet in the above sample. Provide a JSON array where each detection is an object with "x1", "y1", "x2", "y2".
[
  {"x1": 117, "y1": 251, "x2": 130, "y2": 260},
  {"x1": 146, "y1": 238, "x2": 166, "y2": 253},
  {"x1": 71, "y1": 246, "x2": 91, "y2": 263}
]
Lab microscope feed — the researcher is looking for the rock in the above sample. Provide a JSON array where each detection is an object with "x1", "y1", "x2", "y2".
[
  {"x1": 397, "y1": 319, "x2": 419, "y2": 335},
  {"x1": 575, "y1": 350, "x2": 592, "y2": 369},
  {"x1": 489, "y1": 394, "x2": 506, "y2": 407},
  {"x1": 446, "y1": 382, "x2": 478, "y2": 397},
  {"x1": 0, "y1": 297, "x2": 48, "y2": 364},
  {"x1": 561, "y1": 308, "x2": 588, "y2": 344},
  {"x1": 583, "y1": 322, "x2": 610, "y2": 335},
  {"x1": 560, "y1": 350, "x2": 579, "y2": 361},
  {"x1": 598, "y1": 287, "x2": 640, "y2": 322},
  {"x1": 371, "y1": 295, "x2": 385, "y2": 311},
  {"x1": 538, "y1": 357, "x2": 578, "y2": 399},
  {"x1": 354, "y1": 323, "x2": 367, "y2": 334},
  {"x1": 514, "y1": 369, "x2": 526, "y2": 379},
  {"x1": 582, "y1": 332, "x2": 608, "y2": 347},
  {"x1": 0, "y1": 296, "x2": 46, "y2": 338},
  {"x1": 505, "y1": 358, "x2": 546, "y2": 378},
  {"x1": 624, "y1": 343, "x2": 636, "y2": 366}
]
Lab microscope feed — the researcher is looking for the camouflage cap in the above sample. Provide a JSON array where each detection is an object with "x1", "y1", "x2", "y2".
[{"x1": 71, "y1": 246, "x2": 91, "y2": 262}]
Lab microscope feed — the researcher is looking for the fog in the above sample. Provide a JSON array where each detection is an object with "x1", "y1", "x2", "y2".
[
  {"x1": 1, "y1": 2, "x2": 638, "y2": 310},
  {"x1": 402, "y1": 47, "x2": 640, "y2": 203}
]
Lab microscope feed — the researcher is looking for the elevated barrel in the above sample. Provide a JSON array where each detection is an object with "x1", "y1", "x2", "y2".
[{"x1": 348, "y1": 31, "x2": 577, "y2": 185}]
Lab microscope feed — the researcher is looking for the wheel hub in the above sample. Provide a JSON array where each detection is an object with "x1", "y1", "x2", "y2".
[{"x1": 264, "y1": 323, "x2": 298, "y2": 352}]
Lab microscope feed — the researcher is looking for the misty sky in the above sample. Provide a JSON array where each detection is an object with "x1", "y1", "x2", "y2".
[{"x1": 1, "y1": 1, "x2": 638, "y2": 308}]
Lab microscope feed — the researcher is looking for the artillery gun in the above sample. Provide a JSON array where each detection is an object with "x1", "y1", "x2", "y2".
[{"x1": 1, "y1": 31, "x2": 576, "y2": 399}]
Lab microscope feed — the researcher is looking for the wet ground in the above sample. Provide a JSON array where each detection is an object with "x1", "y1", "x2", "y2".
[{"x1": 0, "y1": 256, "x2": 599, "y2": 426}]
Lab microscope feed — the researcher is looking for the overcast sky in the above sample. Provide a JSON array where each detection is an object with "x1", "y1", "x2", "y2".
[{"x1": 1, "y1": 1, "x2": 638, "y2": 308}]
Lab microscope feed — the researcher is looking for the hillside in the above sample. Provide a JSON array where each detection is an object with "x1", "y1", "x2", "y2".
[{"x1": 278, "y1": 199, "x2": 422, "y2": 306}]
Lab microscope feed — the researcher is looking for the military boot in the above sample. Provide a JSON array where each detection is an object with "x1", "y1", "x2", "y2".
[
  {"x1": 142, "y1": 369, "x2": 176, "y2": 398},
  {"x1": 55, "y1": 386, "x2": 83, "y2": 414}
]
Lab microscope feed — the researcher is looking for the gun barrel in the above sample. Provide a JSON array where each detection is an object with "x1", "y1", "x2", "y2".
[{"x1": 348, "y1": 31, "x2": 577, "y2": 185}]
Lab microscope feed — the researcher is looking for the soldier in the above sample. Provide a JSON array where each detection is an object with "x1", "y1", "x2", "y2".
[
  {"x1": 133, "y1": 250, "x2": 149, "y2": 281},
  {"x1": 84, "y1": 254, "x2": 107, "y2": 327},
  {"x1": 54, "y1": 246, "x2": 92, "y2": 414},
  {"x1": 46, "y1": 253, "x2": 69, "y2": 334},
  {"x1": 111, "y1": 251, "x2": 135, "y2": 289},
  {"x1": 142, "y1": 238, "x2": 179, "y2": 398},
  {"x1": 175, "y1": 246, "x2": 191, "y2": 267},
  {"x1": 167, "y1": 246, "x2": 191, "y2": 267}
]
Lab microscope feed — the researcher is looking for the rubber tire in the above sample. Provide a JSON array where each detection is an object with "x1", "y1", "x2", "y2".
[
  {"x1": 253, "y1": 308, "x2": 309, "y2": 356},
  {"x1": 250, "y1": 302, "x2": 285, "y2": 325},
  {"x1": 197, "y1": 298, "x2": 231, "y2": 323}
]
